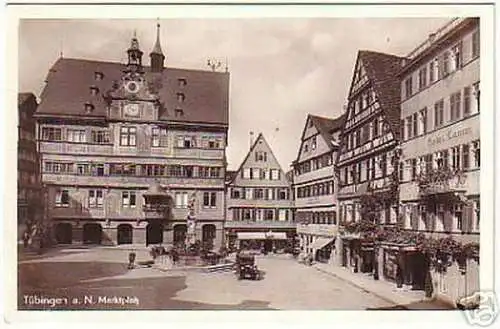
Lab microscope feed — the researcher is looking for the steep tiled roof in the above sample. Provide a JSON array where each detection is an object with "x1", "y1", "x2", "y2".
[
  {"x1": 36, "y1": 57, "x2": 229, "y2": 125},
  {"x1": 310, "y1": 113, "x2": 346, "y2": 147},
  {"x1": 355, "y1": 50, "x2": 405, "y2": 140}
]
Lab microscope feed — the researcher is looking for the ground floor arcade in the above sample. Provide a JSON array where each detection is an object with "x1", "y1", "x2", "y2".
[{"x1": 51, "y1": 219, "x2": 224, "y2": 248}]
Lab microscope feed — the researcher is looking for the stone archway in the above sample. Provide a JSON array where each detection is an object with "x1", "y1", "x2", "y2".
[
  {"x1": 55, "y1": 223, "x2": 72, "y2": 244},
  {"x1": 146, "y1": 221, "x2": 163, "y2": 245},
  {"x1": 117, "y1": 224, "x2": 133, "y2": 245},
  {"x1": 173, "y1": 224, "x2": 187, "y2": 246},
  {"x1": 82, "y1": 223, "x2": 102, "y2": 245}
]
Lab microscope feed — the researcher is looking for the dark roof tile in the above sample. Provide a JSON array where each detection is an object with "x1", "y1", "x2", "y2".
[{"x1": 36, "y1": 58, "x2": 229, "y2": 125}]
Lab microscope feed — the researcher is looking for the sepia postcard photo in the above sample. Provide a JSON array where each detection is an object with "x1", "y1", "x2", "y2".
[{"x1": 2, "y1": 1, "x2": 497, "y2": 327}]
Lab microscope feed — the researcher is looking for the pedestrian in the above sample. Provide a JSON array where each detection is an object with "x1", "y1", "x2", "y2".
[{"x1": 23, "y1": 231, "x2": 29, "y2": 249}]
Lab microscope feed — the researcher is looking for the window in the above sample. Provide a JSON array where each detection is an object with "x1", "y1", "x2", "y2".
[
  {"x1": 175, "y1": 108, "x2": 184, "y2": 117},
  {"x1": 231, "y1": 188, "x2": 241, "y2": 199},
  {"x1": 270, "y1": 169, "x2": 280, "y2": 180},
  {"x1": 362, "y1": 124, "x2": 370, "y2": 144},
  {"x1": 404, "y1": 77, "x2": 413, "y2": 99},
  {"x1": 434, "y1": 99, "x2": 444, "y2": 128},
  {"x1": 412, "y1": 112, "x2": 418, "y2": 137},
  {"x1": 463, "y1": 87, "x2": 471, "y2": 116},
  {"x1": 406, "y1": 116, "x2": 412, "y2": 139},
  {"x1": 455, "y1": 205, "x2": 463, "y2": 230},
  {"x1": 203, "y1": 192, "x2": 216, "y2": 208},
  {"x1": 91, "y1": 130, "x2": 110, "y2": 144},
  {"x1": 109, "y1": 163, "x2": 136, "y2": 176},
  {"x1": 419, "y1": 108, "x2": 427, "y2": 135},
  {"x1": 89, "y1": 189, "x2": 104, "y2": 208},
  {"x1": 245, "y1": 188, "x2": 252, "y2": 200},
  {"x1": 67, "y1": 129, "x2": 87, "y2": 143},
  {"x1": 373, "y1": 118, "x2": 379, "y2": 137},
  {"x1": 450, "y1": 92, "x2": 461, "y2": 121},
  {"x1": 355, "y1": 129, "x2": 361, "y2": 146},
  {"x1": 120, "y1": 127, "x2": 136, "y2": 146},
  {"x1": 177, "y1": 136, "x2": 196, "y2": 148},
  {"x1": 122, "y1": 191, "x2": 136, "y2": 208},
  {"x1": 311, "y1": 136, "x2": 317, "y2": 150},
  {"x1": 206, "y1": 138, "x2": 222, "y2": 149},
  {"x1": 451, "y1": 146, "x2": 461, "y2": 170},
  {"x1": 152, "y1": 127, "x2": 168, "y2": 147},
  {"x1": 472, "y1": 29, "x2": 480, "y2": 58},
  {"x1": 45, "y1": 162, "x2": 73, "y2": 174},
  {"x1": 442, "y1": 51, "x2": 450, "y2": 76},
  {"x1": 451, "y1": 42, "x2": 462, "y2": 71},
  {"x1": 473, "y1": 82, "x2": 480, "y2": 113},
  {"x1": 251, "y1": 168, "x2": 260, "y2": 180},
  {"x1": 304, "y1": 143, "x2": 309, "y2": 153},
  {"x1": 255, "y1": 151, "x2": 267, "y2": 162},
  {"x1": 462, "y1": 144, "x2": 470, "y2": 170},
  {"x1": 429, "y1": 58, "x2": 439, "y2": 82},
  {"x1": 278, "y1": 188, "x2": 287, "y2": 200},
  {"x1": 176, "y1": 93, "x2": 185, "y2": 103},
  {"x1": 425, "y1": 154, "x2": 433, "y2": 174},
  {"x1": 175, "y1": 192, "x2": 188, "y2": 208},
  {"x1": 55, "y1": 190, "x2": 70, "y2": 207},
  {"x1": 254, "y1": 188, "x2": 264, "y2": 200},
  {"x1": 41, "y1": 127, "x2": 62, "y2": 141},
  {"x1": 265, "y1": 210, "x2": 274, "y2": 221},
  {"x1": 243, "y1": 168, "x2": 251, "y2": 179},
  {"x1": 473, "y1": 140, "x2": 480, "y2": 168},
  {"x1": 209, "y1": 167, "x2": 221, "y2": 178},
  {"x1": 475, "y1": 200, "x2": 480, "y2": 231},
  {"x1": 418, "y1": 67, "x2": 427, "y2": 90}
]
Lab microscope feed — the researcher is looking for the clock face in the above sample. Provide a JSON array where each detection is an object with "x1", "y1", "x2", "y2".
[
  {"x1": 125, "y1": 80, "x2": 140, "y2": 94},
  {"x1": 124, "y1": 103, "x2": 140, "y2": 117}
]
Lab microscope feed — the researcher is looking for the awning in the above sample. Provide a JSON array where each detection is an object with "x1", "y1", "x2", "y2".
[
  {"x1": 310, "y1": 237, "x2": 334, "y2": 250},
  {"x1": 236, "y1": 232, "x2": 288, "y2": 240},
  {"x1": 237, "y1": 232, "x2": 266, "y2": 240}
]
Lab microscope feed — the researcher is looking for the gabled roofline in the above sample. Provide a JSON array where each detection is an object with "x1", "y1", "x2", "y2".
[{"x1": 227, "y1": 133, "x2": 288, "y2": 185}]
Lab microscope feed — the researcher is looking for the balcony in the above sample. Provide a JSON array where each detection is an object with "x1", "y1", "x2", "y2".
[{"x1": 224, "y1": 220, "x2": 296, "y2": 229}]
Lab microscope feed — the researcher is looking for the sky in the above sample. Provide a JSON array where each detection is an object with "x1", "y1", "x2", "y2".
[{"x1": 18, "y1": 18, "x2": 451, "y2": 171}]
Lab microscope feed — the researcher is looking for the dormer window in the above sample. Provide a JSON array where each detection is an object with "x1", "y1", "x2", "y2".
[
  {"x1": 84, "y1": 102, "x2": 95, "y2": 113},
  {"x1": 176, "y1": 92, "x2": 186, "y2": 103},
  {"x1": 94, "y1": 72, "x2": 104, "y2": 81},
  {"x1": 178, "y1": 78, "x2": 187, "y2": 87},
  {"x1": 90, "y1": 86, "x2": 100, "y2": 96},
  {"x1": 175, "y1": 108, "x2": 184, "y2": 117}
]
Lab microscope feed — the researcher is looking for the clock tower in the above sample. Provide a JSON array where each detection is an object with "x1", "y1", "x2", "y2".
[{"x1": 127, "y1": 31, "x2": 143, "y2": 72}]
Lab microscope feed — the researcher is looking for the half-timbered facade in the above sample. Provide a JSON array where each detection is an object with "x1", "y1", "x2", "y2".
[
  {"x1": 337, "y1": 50, "x2": 404, "y2": 226},
  {"x1": 225, "y1": 133, "x2": 295, "y2": 252},
  {"x1": 35, "y1": 25, "x2": 229, "y2": 248},
  {"x1": 292, "y1": 114, "x2": 344, "y2": 262}
]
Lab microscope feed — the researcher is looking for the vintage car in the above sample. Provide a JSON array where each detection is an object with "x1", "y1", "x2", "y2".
[{"x1": 236, "y1": 252, "x2": 261, "y2": 280}]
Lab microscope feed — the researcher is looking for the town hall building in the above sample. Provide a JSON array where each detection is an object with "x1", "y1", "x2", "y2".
[{"x1": 34, "y1": 24, "x2": 230, "y2": 248}]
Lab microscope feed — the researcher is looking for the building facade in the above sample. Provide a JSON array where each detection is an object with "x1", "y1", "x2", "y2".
[
  {"x1": 225, "y1": 133, "x2": 295, "y2": 252},
  {"x1": 292, "y1": 114, "x2": 344, "y2": 262},
  {"x1": 399, "y1": 18, "x2": 480, "y2": 303},
  {"x1": 336, "y1": 50, "x2": 403, "y2": 273},
  {"x1": 18, "y1": 93, "x2": 43, "y2": 244},
  {"x1": 34, "y1": 25, "x2": 230, "y2": 248}
]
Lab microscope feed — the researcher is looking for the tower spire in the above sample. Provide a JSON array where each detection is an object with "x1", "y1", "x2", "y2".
[{"x1": 150, "y1": 20, "x2": 165, "y2": 72}]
